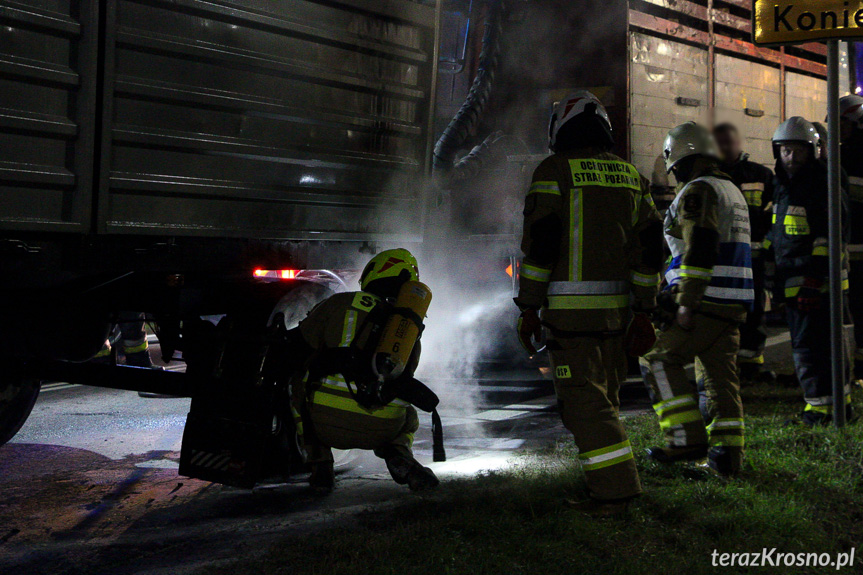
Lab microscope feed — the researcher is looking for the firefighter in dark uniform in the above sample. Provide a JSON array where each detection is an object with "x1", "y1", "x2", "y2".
[
  {"x1": 712, "y1": 123, "x2": 775, "y2": 383},
  {"x1": 281, "y1": 249, "x2": 439, "y2": 493},
  {"x1": 837, "y1": 96, "x2": 863, "y2": 381},
  {"x1": 515, "y1": 91, "x2": 664, "y2": 516},
  {"x1": 641, "y1": 122, "x2": 754, "y2": 476},
  {"x1": 767, "y1": 117, "x2": 852, "y2": 425}
]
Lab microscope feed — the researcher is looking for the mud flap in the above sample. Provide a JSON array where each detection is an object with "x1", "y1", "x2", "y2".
[
  {"x1": 179, "y1": 410, "x2": 270, "y2": 488},
  {"x1": 178, "y1": 308, "x2": 287, "y2": 489}
]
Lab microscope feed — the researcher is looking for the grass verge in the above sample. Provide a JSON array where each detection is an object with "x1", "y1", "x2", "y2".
[{"x1": 200, "y1": 384, "x2": 863, "y2": 575}]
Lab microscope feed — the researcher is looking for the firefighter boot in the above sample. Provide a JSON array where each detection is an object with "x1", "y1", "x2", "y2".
[
  {"x1": 379, "y1": 448, "x2": 439, "y2": 491},
  {"x1": 309, "y1": 461, "x2": 335, "y2": 495},
  {"x1": 646, "y1": 444, "x2": 708, "y2": 464},
  {"x1": 707, "y1": 446, "x2": 742, "y2": 476}
]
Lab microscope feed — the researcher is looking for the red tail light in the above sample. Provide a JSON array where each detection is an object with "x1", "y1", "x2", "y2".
[{"x1": 253, "y1": 269, "x2": 299, "y2": 279}]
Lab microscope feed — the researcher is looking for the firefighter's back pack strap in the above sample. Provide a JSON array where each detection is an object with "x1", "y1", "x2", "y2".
[
  {"x1": 397, "y1": 377, "x2": 445, "y2": 462},
  {"x1": 431, "y1": 408, "x2": 446, "y2": 462}
]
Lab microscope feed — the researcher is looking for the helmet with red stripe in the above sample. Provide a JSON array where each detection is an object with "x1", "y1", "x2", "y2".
[{"x1": 548, "y1": 91, "x2": 613, "y2": 152}]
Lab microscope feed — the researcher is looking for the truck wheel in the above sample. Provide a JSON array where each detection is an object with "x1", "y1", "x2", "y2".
[{"x1": 0, "y1": 372, "x2": 40, "y2": 447}]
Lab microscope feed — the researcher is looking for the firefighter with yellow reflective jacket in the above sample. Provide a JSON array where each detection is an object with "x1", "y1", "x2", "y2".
[
  {"x1": 282, "y1": 249, "x2": 439, "y2": 493},
  {"x1": 768, "y1": 117, "x2": 852, "y2": 425},
  {"x1": 641, "y1": 122, "x2": 754, "y2": 476},
  {"x1": 515, "y1": 91, "x2": 664, "y2": 516}
]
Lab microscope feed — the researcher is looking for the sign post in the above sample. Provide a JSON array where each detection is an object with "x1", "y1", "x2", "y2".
[
  {"x1": 752, "y1": 1, "x2": 860, "y2": 427},
  {"x1": 826, "y1": 41, "x2": 846, "y2": 428}
]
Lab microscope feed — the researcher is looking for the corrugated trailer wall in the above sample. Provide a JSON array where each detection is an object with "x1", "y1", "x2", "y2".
[
  {"x1": 714, "y1": 54, "x2": 780, "y2": 168},
  {"x1": 0, "y1": 0, "x2": 440, "y2": 242},
  {"x1": 785, "y1": 72, "x2": 828, "y2": 124},
  {"x1": 100, "y1": 0, "x2": 439, "y2": 240},
  {"x1": 629, "y1": 31, "x2": 709, "y2": 179},
  {"x1": 0, "y1": 1, "x2": 99, "y2": 232}
]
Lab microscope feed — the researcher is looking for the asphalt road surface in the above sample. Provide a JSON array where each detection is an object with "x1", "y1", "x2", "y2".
[{"x1": 0, "y1": 331, "x2": 797, "y2": 575}]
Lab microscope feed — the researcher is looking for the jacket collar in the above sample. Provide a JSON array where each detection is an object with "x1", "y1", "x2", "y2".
[{"x1": 685, "y1": 157, "x2": 732, "y2": 183}]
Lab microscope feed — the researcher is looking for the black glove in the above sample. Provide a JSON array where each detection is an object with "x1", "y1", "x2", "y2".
[{"x1": 517, "y1": 308, "x2": 542, "y2": 355}]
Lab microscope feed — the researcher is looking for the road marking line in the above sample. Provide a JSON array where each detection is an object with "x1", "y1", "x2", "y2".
[
  {"x1": 766, "y1": 332, "x2": 792, "y2": 347},
  {"x1": 40, "y1": 383, "x2": 80, "y2": 393},
  {"x1": 473, "y1": 409, "x2": 533, "y2": 421}
]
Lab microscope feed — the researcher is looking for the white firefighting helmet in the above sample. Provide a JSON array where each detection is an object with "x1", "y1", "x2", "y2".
[
  {"x1": 662, "y1": 122, "x2": 719, "y2": 173},
  {"x1": 836, "y1": 95, "x2": 863, "y2": 128},
  {"x1": 772, "y1": 116, "x2": 819, "y2": 158},
  {"x1": 548, "y1": 90, "x2": 613, "y2": 152}
]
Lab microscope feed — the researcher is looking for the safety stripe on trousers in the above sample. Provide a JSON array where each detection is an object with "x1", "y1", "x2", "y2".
[
  {"x1": 578, "y1": 439, "x2": 634, "y2": 471},
  {"x1": 653, "y1": 397, "x2": 702, "y2": 431},
  {"x1": 650, "y1": 361, "x2": 674, "y2": 402},
  {"x1": 547, "y1": 280, "x2": 629, "y2": 295},
  {"x1": 707, "y1": 418, "x2": 745, "y2": 447},
  {"x1": 124, "y1": 341, "x2": 149, "y2": 355},
  {"x1": 805, "y1": 390, "x2": 852, "y2": 407},
  {"x1": 653, "y1": 394, "x2": 698, "y2": 417}
]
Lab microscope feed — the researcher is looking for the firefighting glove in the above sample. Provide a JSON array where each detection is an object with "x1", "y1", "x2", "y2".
[
  {"x1": 625, "y1": 312, "x2": 657, "y2": 357},
  {"x1": 797, "y1": 278, "x2": 823, "y2": 313},
  {"x1": 517, "y1": 308, "x2": 542, "y2": 356}
]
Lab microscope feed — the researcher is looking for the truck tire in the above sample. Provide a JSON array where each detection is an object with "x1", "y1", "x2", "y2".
[{"x1": 0, "y1": 374, "x2": 40, "y2": 447}]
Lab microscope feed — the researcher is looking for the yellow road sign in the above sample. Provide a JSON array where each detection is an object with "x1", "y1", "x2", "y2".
[{"x1": 754, "y1": 0, "x2": 863, "y2": 45}]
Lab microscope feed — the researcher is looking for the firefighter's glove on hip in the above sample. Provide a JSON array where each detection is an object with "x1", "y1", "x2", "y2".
[
  {"x1": 797, "y1": 278, "x2": 823, "y2": 313},
  {"x1": 517, "y1": 308, "x2": 542, "y2": 356},
  {"x1": 625, "y1": 311, "x2": 657, "y2": 357}
]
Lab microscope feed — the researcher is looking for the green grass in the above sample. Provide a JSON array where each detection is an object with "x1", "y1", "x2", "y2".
[{"x1": 200, "y1": 384, "x2": 863, "y2": 575}]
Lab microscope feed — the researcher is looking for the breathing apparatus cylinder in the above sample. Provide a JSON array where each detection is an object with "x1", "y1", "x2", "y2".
[{"x1": 372, "y1": 281, "x2": 432, "y2": 381}]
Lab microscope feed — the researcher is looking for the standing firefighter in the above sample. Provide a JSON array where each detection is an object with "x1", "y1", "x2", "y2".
[
  {"x1": 515, "y1": 91, "x2": 664, "y2": 516},
  {"x1": 768, "y1": 117, "x2": 852, "y2": 425},
  {"x1": 837, "y1": 95, "x2": 863, "y2": 382},
  {"x1": 713, "y1": 123, "x2": 775, "y2": 383},
  {"x1": 282, "y1": 249, "x2": 440, "y2": 493},
  {"x1": 642, "y1": 122, "x2": 753, "y2": 476}
]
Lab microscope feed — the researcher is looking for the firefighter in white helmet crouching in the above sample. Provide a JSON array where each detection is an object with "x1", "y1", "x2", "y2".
[
  {"x1": 641, "y1": 122, "x2": 754, "y2": 476},
  {"x1": 515, "y1": 90, "x2": 664, "y2": 517},
  {"x1": 278, "y1": 249, "x2": 441, "y2": 494}
]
